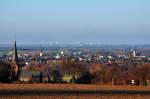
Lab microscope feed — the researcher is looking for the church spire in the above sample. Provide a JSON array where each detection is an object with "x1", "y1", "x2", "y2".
[{"x1": 13, "y1": 40, "x2": 19, "y2": 64}]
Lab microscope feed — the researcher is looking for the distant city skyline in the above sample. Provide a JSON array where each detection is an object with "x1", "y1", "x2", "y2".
[{"x1": 0, "y1": 0, "x2": 150, "y2": 45}]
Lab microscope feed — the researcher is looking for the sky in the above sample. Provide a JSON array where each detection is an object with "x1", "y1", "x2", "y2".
[{"x1": 0, "y1": 0, "x2": 150, "y2": 45}]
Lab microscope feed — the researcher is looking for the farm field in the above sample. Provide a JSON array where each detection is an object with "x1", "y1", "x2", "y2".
[
  {"x1": 1, "y1": 94, "x2": 150, "y2": 99},
  {"x1": 0, "y1": 84, "x2": 150, "y2": 91},
  {"x1": 0, "y1": 84, "x2": 150, "y2": 99}
]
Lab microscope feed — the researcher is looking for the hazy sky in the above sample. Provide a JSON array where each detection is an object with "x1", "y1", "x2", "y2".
[{"x1": 0, "y1": 0, "x2": 150, "y2": 44}]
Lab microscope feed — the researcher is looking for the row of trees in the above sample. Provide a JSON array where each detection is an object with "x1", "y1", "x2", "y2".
[
  {"x1": 89, "y1": 62, "x2": 150, "y2": 85},
  {"x1": 20, "y1": 58, "x2": 150, "y2": 86},
  {"x1": 4, "y1": 57, "x2": 148, "y2": 85},
  {"x1": 60, "y1": 58, "x2": 150, "y2": 85}
]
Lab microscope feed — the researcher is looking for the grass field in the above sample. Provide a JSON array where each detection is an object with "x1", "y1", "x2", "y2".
[{"x1": 0, "y1": 84, "x2": 150, "y2": 99}]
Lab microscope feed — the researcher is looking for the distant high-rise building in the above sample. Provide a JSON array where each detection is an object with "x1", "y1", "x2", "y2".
[
  {"x1": 133, "y1": 50, "x2": 136, "y2": 58},
  {"x1": 40, "y1": 47, "x2": 43, "y2": 57},
  {"x1": 130, "y1": 49, "x2": 136, "y2": 58}
]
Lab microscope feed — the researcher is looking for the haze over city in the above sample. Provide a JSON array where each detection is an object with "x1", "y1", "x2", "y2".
[
  {"x1": 0, "y1": 0, "x2": 150, "y2": 44},
  {"x1": 1, "y1": 1, "x2": 150, "y2": 99}
]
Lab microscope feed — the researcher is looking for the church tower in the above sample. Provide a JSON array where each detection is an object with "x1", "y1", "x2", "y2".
[
  {"x1": 13, "y1": 40, "x2": 19, "y2": 64},
  {"x1": 11, "y1": 40, "x2": 20, "y2": 81}
]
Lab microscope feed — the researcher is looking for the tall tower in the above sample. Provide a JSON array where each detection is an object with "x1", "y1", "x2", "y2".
[
  {"x1": 13, "y1": 40, "x2": 19, "y2": 64},
  {"x1": 40, "y1": 47, "x2": 43, "y2": 57},
  {"x1": 10, "y1": 40, "x2": 20, "y2": 81}
]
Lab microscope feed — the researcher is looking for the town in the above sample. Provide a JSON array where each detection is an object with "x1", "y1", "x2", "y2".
[
  {"x1": 0, "y1": 41, "x2": 150, "y2": 86},
  {"x1": 1, "y1": 0, "x2": 150, "y2": 98}
]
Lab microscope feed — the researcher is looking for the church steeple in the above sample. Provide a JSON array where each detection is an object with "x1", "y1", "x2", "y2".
[
  {"x1": 13, "y1": 40, "x2": 19, "y2": 64},
  {"x1": 11, "y1": 40, "x2": 20, "y2": 81}
]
